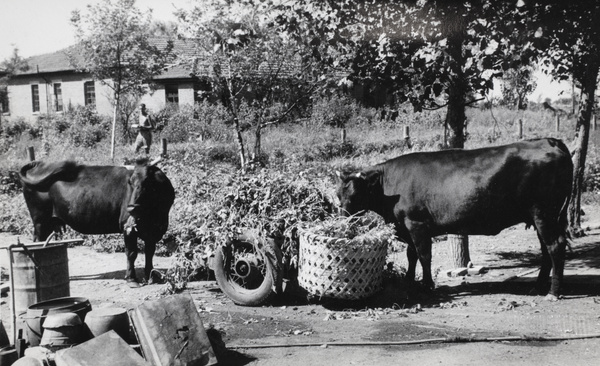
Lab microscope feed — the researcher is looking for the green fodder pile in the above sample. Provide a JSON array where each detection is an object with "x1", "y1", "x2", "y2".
[{"x1": 302, "y1": 213, "x2": 397, "y2": 247}]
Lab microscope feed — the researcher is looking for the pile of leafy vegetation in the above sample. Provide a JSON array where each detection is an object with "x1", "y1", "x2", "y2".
[
  {"x1": 161, "y1": 154, "x2": 339, "y2": 289},
  {"x1": 301, "y1": 213, "x2": 397, "y2": 248}
]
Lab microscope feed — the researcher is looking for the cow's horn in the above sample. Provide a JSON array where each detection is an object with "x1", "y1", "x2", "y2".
[{"x1": 150, "y1": 157, "x2": 162, "y2": 166}]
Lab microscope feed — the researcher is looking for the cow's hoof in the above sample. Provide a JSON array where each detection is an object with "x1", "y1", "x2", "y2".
[{"x1": 544, "y1": 294, "x2": 559, "y2": 302}]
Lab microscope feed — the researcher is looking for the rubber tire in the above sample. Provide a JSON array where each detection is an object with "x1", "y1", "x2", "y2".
[{"x1": 214, "y1": 232, "x2": 282, "y2": 306}]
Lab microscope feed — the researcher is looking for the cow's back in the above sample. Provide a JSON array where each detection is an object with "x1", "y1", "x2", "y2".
[
  {"x1": 380, "y1": 138, "x2": 572, "y2": 236},
  {"x1": 21, "y1": 163, "x2": 132, "y2": 235},
  {"x1": 52, "y1": 166, "x2": 131, "y2": 234}
]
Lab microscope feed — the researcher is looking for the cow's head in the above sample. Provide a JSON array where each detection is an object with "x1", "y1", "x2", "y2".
[
  {"x1": 127, "y1": 158, "x2": 174, "y2": 219},
  {"x1": 335, "y1": 169, "x2": 381, "y2": 216}
]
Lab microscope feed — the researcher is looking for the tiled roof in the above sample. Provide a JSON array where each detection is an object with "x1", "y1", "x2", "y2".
[
  {"x1": 152, "y1": 37, "x2": 197, "y2": 80},
  {"x1": 13, "y1": 37, "x2": 190, "y2": 77},
  {"x1": 13, "y1": 45, "x2": 82, "y2": 75},
  {"x1": 13, "y1": 37, "x2": 306, "y2": 81}
]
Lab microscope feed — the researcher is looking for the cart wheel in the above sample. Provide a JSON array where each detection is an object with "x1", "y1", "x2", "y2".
[{"x1": 214, "y1": 231, "x2": 283, "y2": 306}]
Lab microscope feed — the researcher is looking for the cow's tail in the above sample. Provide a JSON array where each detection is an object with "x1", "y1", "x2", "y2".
[
  {"x1": 19, "y1": 160, "x2": 79, "y2": 191},
  {"x1": 558, "y1": 195, "x2": 571, "y2": 239}
]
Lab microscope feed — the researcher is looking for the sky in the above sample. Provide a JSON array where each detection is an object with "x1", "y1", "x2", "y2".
[
  {"x1": 0, "y1": 0, "x2": 572, "y2": 101},
  {"x1": 0, "y1": 0, "x2": 189, "y2": 60}
]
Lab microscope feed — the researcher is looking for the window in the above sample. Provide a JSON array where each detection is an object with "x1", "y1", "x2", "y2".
[
  {"x1": 31, "y1": 84, "x2": 40, "y2": 112},
  {"x1": 54, "y1": 83, "x2": 63, "y2": 112},
  {"x1": 165, "y1": 84, "x2": 179, "y2": 104},
  {"x1": 84, "y1": 81, "x2": 96, "y2": 106},
  {"x1": 0, "y1": 86, "x2": 8, "y2": 114}
]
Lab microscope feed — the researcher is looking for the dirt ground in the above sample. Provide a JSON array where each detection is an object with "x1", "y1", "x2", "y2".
[{"x1": 2, "y1": 205, "x2": 600, "y2": 365}]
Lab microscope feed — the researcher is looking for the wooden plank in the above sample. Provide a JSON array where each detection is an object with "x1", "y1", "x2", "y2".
[{"x1": 129, "y1": 293, "x2": 217, "y2": 366}]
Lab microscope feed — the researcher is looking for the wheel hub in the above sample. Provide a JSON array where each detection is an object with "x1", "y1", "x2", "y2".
[{"x1": 233, "y1": 255, "x2": 259, "y2": 279}]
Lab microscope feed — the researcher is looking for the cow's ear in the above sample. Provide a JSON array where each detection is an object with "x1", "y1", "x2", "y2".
[{"x1": 364, "y1": 170, "x2": 381, "y2": 186}]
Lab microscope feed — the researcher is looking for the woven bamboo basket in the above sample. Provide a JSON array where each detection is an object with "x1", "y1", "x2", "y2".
[{"x1": 298, "y1": 230, "x2": 388, "y2": 300}]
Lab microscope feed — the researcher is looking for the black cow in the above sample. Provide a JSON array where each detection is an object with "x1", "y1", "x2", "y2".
[
  {"x1": 336, "y1": 138, "x2": 573, "y2": 300},
  {"x1": 19, "y1": 158, "x2": 175, "y2": 284}
]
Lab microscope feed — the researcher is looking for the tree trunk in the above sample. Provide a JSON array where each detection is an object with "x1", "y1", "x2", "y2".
[
  {"x1": 225, "y1": 75, "x2": 246, "y2": 169},
  {"x1": 110, "y1": 91, "x2": 120, "y2": 161},
  {"x1": 254, "y1": 121, "x2": 262, "y2": 160},
  {"x1": 448, "y1": 234, "x2": 470, "y2": 268},
  {"x1": 568, "y1": 61, "x2": 599, "y2": 237},
  {"x1": 444, "y1": 35, "x2": 471, "y2": 268},
  {"x1": 233, "y1": 116, "x2": 246, "y2": 169}
]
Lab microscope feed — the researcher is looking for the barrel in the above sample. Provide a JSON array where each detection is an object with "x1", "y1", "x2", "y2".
[
  {"x1": 9, "y1": 243, "x2": 70, "y2": 319},
  {"x1": 84, "y1": 307, "x2": 129, "y2": 341}
]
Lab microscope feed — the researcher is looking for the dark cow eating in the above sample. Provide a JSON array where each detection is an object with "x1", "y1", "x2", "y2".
[
  {"x1": 19, "y1": 158, "x2": 175, "y2": 285},
  {"x1": 336, "y1": 138, "x2": 573, "y2": 300}
]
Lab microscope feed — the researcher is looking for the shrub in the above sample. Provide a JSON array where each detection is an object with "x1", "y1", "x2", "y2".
[
  {"x1": 205, "y1": 145, "x2": 239, "y2": 164},
  {"x1": 38, "y1": 106, "x2": 111, "y2": 149},
  {"x1": 309, "y1": 95, "x2": 357, "y2": 128},
  {"x1": 158, "y1": 104, "x2": 196, "y2": 143},
  {"x1": 158, "y1": 102, "x2": 232, "y2": 144},
  {"x1": 2, "y1": 117, "x2": 30, "y2": 138},
  {"x1": 301, "y1": 140, "x2": 358, "y2": 161}
]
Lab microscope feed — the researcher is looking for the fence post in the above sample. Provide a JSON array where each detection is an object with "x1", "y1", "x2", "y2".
[
  {"x1": 594, "y1": 115, "x2": 597, "y2": 131},
  {"x1": 555, "y1": 114, "x2": 560, "y2": 132},
  {"x1": 27, "y1": 146, "x2": 35, "y2": 162},
  {"x1": 161, "y1": 138, "x2": 168, "y2": 158},
  {"x1": 517, "y1": 119, "x2": 523, "y2": 139},
  {"x1": 403, "y1": 125, "x2": 413, "y2": 149},
  {"x1": 403, "y1": 125, "x2": 410, "y2": 140},
  {"x1": 341, "y1": 128, "x2": 347, "y2": 144}
]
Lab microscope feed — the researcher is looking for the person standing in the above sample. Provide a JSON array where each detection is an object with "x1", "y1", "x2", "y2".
[{"x1": 134, "y1": 103, "x2": 156, "y2": 154}]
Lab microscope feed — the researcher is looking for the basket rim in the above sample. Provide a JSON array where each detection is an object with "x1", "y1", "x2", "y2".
[{"x1": 299, "y1": 229, "x2": 389, "y2": 248}]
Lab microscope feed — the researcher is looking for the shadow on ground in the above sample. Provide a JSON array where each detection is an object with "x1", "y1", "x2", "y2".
[{"x1": 69, "y1": 267, "x2": 169, "y2": 281}]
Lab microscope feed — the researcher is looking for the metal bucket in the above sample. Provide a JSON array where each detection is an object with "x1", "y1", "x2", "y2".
[
  {"x1": 84, "y1": 307, "x2": 129, "y2": 340},
  {"x1": 40, "y1": 313, "x2": 88, "y2": 350},
  {"x1": 23, "y1": 297, "x2": 92, "y2": 347}
]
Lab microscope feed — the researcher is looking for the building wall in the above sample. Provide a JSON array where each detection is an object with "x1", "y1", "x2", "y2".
[
  {"x1": 6, "y1": 73, "x2": 114, "y2": 123},
  {"x1": 139, "y1": 82, "x2": 196, "y2": 113},
  {"x1": 7, "y1": 74, "x2": 200, "y2": 123},
  {"x1": 139, "y1": 85, "x2": 166, "y2": 112}
]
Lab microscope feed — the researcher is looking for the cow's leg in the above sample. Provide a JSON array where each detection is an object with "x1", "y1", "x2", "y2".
[
  {"x1": 535, "y1": 232, "x2": 552, "y2": 294},
  {"x1": 533, "y1": 213, "x2": 567, "y2": 301},
  {"x1": 124, "y1": 231, "x2": 139, "y2": 282},
  {"x1": 406, "y1": 243, "x2": 418, "y2": 283},
  {"x1": 545, "y1": 234, "x2": 567, "y2": 301},
  {"x1": 144, "y1": 241, "x2": 157, "y2": 284},
  {"x1": 405, "y1": 220, "x2": 434, "y2": 289},
  {"x1": 396, "y1": 225, "x2": 418, "y2": 283}
]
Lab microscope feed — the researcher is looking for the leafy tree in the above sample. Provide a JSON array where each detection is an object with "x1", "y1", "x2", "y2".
[
  {"x1": 0, "y1": 47, "x2": 29, "y2": 127},
  {"x1": 149, "y1": 20, "x2": 178, "y2": 37},
  {"x1": 70, "y1": 0, "x2": 174, "y2": 159},
  {"x1": 274, "y1": 0, "x2": 530, "y2": 268},
  {"x1": 501, "y1": 65, "x2": 537, "y2": 110},
  {"x1": 521, "y1": 1, "x2": 600, "y2": 236},
  {"x1": 176, "y1": 0, "x2": 324, "y2": 169}
]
